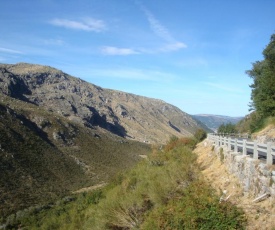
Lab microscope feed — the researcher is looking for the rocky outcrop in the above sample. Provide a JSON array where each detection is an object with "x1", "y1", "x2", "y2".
[{"x1": 0, "y1": 63, "x2": 203, "y2": 143}]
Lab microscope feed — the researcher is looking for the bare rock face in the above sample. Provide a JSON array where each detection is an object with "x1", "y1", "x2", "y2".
[{"x1": 0, "y1": 63, "x2": 203, "y2": 143}]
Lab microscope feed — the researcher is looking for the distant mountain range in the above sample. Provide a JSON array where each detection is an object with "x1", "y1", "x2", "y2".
[{"x1": 192, "y1": 114, "x2": 243, "y2": 132}]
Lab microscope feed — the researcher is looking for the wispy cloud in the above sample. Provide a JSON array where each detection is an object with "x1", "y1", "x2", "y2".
[
  {"x1": 0, "y1": 47, "x2": 23, "y2": 54},
  {"x1": 141, "y1": 7, "x2": 174, "y2": 42},
  {"x1": 49, "y1": 17, "x2": 106, "y2": 32},
  {"x1": 136, "y1": 1, "x2": 186, "y2": 52},
  {"x1": 204, "y1": 82, "x2": 243, "y2": 93},
  {"x1": 159, "y1": 42, "x2": 187, "y2": 52},
  {"x1": 100, "y1": 46, "x2": 139, "y2": 56},
  {"x1": 88, "y1": 68, "x2": 178, "y2": 82}
]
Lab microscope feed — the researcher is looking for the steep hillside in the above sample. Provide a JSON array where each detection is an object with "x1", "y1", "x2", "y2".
[
  {"x1": 0, "y1": 63, "x2": 203, "y2": 144},
  {"x1": 193, "y1": 114, "x2": 243, "y2": 132},
  {"x1": 0, "y1": 62, "x2": 205, "y2": 218},
  {"x1": 0, "y1": 94, "x2": 149, "y2": 218}
]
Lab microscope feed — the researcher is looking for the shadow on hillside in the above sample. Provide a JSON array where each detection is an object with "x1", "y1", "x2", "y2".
[
  {"x1": 85, "y1": 106, "x2": 127, "y2": 138},
  {"x1": 0, "y1": 104, "x2": 55, "y2": 147}
]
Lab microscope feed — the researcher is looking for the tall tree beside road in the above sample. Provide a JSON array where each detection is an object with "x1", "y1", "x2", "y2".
[{"x1": 246, "y1": 34, "x2": 275, "y2": 117}]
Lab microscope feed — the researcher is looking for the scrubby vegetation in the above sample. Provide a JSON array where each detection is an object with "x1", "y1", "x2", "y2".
[
  {"x1": 3, "y1": 136, "x2": 246, "y2": 229},
  {"x1": 0, "y1": 95, "x2": 150, "y2": 219},
  {"x1": 194, "y1": 128, "x2": 207, "y2": 142}
]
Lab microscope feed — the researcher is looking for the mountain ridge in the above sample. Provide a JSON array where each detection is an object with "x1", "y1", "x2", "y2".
[
  {"x1": 0, "y1": 62, "x2": 205, "y2": 217},
  {"x1": 0, "y1": 62, "x2": 204, "y2": 144},
  {"x1": 192, "y1": 114, "x2": 243, "y2": 131}
]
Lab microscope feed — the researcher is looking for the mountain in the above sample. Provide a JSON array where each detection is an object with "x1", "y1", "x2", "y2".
[
  {"x1": 0, "y1": 63, "x2": 204, "y2": 217},
  {"x1": 0, "y1": 93, "x2": 150, "y2": 218},
  {"x1": 192, "y1": 114, "x2": 243, "y2": 132},
  {"x1": 0, "y1": 63, "x2": 203, "y2": 144}
]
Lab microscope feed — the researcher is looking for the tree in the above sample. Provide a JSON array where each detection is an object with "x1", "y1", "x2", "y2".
[
  {"x1": 246, "y1": 34, "x2": 275, "y2": 117},
  {"x1": 194, "y1": 129, "x2": 207, "y2": 141},
  {"x1": 218, "y1": 123, "x2": 236, "y2": 134}
]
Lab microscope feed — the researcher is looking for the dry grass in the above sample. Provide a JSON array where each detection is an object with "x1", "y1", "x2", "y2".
[
  {"x1": 252, "y1": 124, "x2": 275, "y2": 140},
  {"x1": 194, "y1": 141, "x2": 275, "y2": 230}
]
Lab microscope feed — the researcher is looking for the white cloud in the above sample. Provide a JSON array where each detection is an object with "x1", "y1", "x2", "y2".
[
  {"x1": 101, "y1": 46, "x2": 139, "y2": 56},
  {"x1": 0, "y1": 47, "x2": 23, "y2": 54},
  {"x1": 142, "y1": 8, "x2": 174, "y2": 42},
  {"x1": 49, "y1": 17, "x2": 106, "y2": 32},
  {"x1": 137, "y1": 2, "x2": 187, "y2": 52},
  {"x1": 159, "y1": 42, "x2": 187, "y2": 52}
]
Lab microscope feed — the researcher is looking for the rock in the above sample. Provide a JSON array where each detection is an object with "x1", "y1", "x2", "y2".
[
  {"x1": 219, "y1": 145, "x2": 274, "y2": 198},
  {"x1": 0, "y1": 63, "x2": 205, "y2": 144},
  {"x1": 258, "y1": 163, "x2": 271, "y2": 177},
  {"x1": 53, "y1": 131, "x2": 62, "y2": 140}
]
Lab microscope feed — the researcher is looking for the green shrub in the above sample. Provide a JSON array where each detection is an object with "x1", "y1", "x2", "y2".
[
  {"x1": 83, "y1": 139, "x2": 246, "y2": 230},
  {"x1": 142, "y1": 181, "x2": 246, "y2": 230},
  {"x1": 194, "y1": 128, "x2": 207, "y2": 141},
  {"x1": 4, "y1": 190, "x2": 104, "y2": 230},
  {"x1": 9, "y1": 136, "x2": 246, "y2": 230}
]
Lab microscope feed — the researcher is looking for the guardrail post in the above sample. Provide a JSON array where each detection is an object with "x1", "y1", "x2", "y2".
[
  {"x1": 266, "y1": 142, "x2": 273, "y2": 165},
  {"x1": 234, "y1": 138, "x2": 237, "y2": 153},
  {"x1": 243, "y1": 139, "x2": 247, "y2": 155},
  {"x1": 253, "y1": 142, "x2": 258, "y2": 160}
]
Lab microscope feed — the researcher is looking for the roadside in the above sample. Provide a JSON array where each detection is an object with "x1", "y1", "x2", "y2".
[{"x1": 194, "y1": 141, "x2": 275, "y2": 230}]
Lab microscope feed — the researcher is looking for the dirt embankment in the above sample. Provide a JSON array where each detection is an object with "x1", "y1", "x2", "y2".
[{"x1": 194, "y1": 141, "x2": 275, "y2": 230}]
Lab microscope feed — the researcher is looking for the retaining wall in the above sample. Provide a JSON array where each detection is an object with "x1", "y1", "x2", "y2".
[{"x1": 210, "y1": 139, "x2": 275, "y2": 198}]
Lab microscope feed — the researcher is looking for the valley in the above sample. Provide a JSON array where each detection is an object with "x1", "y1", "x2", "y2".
[{"x1": 0, "y1": 63, "x2": 204, "y2": 220}]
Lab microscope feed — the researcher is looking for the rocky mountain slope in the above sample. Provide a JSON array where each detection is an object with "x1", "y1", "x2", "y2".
[
  {"x1": 193, "y1": 114, "x2": 243, "y2": 132},
  {"x1": 0, "y1": 62, "x2": 205, "y2": 218},
  {"x1": 0, "y1": 63, "x2": 203, "y2": 144},
  {"x1": 0, "y1": 94, "x2": 150, "y2": 218}
]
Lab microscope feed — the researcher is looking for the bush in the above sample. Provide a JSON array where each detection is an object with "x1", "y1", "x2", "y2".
[
  {"x1": 142, "y1": 181, "x2": 246, "y2": 230},
  {"x1": 165, "y1": 136, "x2": 197, "y2": 152},
  {"x1": 10, "y1": 135, "x2": 246, "y2": 230},
  {"x1": 194, "y1": 129, "x2": 207, "y2": 141},
  {"x1": 83, "y1": 138, "x2": 246, "y2": 230}
]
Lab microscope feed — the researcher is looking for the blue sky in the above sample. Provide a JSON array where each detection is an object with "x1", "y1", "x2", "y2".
[{"x1": 0, "y1": 0, "x2": 275, "y2": 117}]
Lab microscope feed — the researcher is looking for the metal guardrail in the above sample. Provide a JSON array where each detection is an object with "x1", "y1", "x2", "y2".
[{"x1": 208, "y1": 133, "x2": 275, "y2": 165}]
